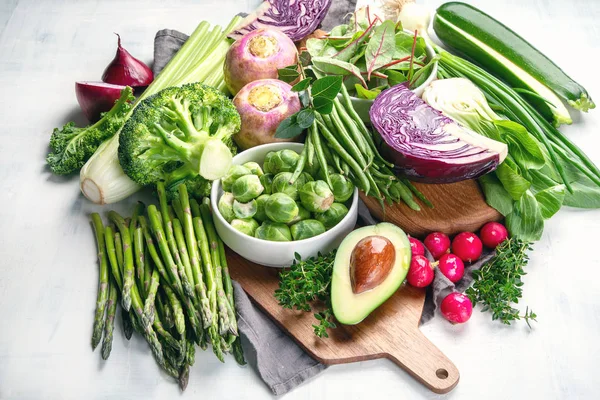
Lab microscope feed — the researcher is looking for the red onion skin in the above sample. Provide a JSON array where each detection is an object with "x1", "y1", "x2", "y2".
[
  {"x1": 480, "y1": 222, "x2": 509, "y2": 248},
  {"x1": 102, "y1": 34, "x2": 153, "y2": 87},
  {"x1": 75, "y1": 81, "x2": 127, "y2": 122},
  {"x1": 438, "y1": 253, "x2": 465, "y2": 283},
  {"x1": 452, "y1": 232, "x2": 483, "y2": 263},
  {"x1": 407, "y1": 255, "x2": 434, "y2": 288},
  {"x1": 441, "y1": 293, "x2": 473, "y2": 324},
  {"x1": 424, "y1": 232, "x2": 451, "y2": 260}
]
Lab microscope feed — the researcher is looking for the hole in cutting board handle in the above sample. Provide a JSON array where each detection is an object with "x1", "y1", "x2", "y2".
[{"x1": 436, "y1": 368, "x2": 449, "y2": 379}]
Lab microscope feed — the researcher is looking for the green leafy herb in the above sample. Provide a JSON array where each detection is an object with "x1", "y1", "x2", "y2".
[
  {"x1": 466, "y1": 238, "x2": 537, "y2": 328},
  {"x1": 275, "y1": 251, "x2": 337, "y2": 338},
  {"x1": 296, "y1": 108, "x2": 316, "y2": 129},
  {"x1": 292, "y1": 78, "x2": 312, "y2": 92},
  {"x1": 311, "y1": 75, "x2": 343, "y2": 101},
  {"x1": 275, "y1": 114, "x2": 304, "y2": 139},
  {"x1": 278, "y1": 65, "x2": 300, "y2": 83},
  {"x1": 365, "y1": 20, "x2": 396, "y2": 80},
  {"x1": 311, "y1": 57, "x2": 366, "y2": 87}
]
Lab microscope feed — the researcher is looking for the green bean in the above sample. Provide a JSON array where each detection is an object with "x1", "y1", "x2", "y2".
[
  {"x1": 333, "y1": 99, "x2": 370, "y2": 161},
  {"x1": 323, "y1": 111, "x2": 368, "y2": 170},
  {"x1": 290, "y1": 142, "x2": 307, "y2": 184},
  {"x1": 310, "y1": 124, "x2": 333, "y2": 188}
]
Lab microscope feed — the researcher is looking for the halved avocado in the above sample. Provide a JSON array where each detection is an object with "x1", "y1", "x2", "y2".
[{"x1": 331, "y1": 223, "x2": 411, "y2": 325}]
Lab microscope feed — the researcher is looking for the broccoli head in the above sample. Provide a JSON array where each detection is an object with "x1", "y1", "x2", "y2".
[
  {"x1": 47, "y1": 87, "x2": 134, "y2": 175},
  {"x1": 118, "y1": 83, "x2": 241, "y2": 191}
]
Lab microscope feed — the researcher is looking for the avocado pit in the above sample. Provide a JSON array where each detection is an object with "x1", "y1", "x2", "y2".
[{"x1": 350, "y1": 235, "x2": 396, "y2": 294}]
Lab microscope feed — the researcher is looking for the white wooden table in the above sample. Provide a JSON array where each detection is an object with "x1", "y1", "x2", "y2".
[{"x1": 1, "y1": 0, "x2": 599, "y2": 399}]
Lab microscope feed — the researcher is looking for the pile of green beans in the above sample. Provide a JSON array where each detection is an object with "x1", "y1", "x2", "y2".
[{"x1": 302, "y1": 84, "x2": 431, "y2": 210}]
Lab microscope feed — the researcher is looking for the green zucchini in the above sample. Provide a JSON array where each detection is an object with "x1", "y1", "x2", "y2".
[{"x1": 433, "y1": 2, "x2": 595, "y2": 128}]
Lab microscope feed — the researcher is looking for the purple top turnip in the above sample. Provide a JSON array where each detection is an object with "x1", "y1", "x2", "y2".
[
  {"x1": 224, "y1": 28, "x2": 298, "y2": 95},
  {"x1": 233, "y1": 79, "x2": 301, "y2": 150}
]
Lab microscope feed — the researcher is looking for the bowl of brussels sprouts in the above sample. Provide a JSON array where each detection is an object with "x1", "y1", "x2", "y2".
[{"x1": 211, "y1": 142, "x2": 358, "y2": 268}]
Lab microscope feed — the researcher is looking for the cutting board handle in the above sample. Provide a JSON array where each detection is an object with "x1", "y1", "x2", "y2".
[{"x1": 386, "y1": 329, "x2": 460, "y2": 394}]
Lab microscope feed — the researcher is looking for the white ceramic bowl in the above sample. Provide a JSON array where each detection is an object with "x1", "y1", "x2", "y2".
[
  {"x1": 341, "y1": 31, "x2": 438, "y2": 123},
  {"x1": 211, "y1": 142, "x2": 358, "y2": 268}
]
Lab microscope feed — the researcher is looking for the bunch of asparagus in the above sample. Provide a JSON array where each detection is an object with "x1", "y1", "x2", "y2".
[{"x1": 90, "y1": 183, "x2": 244, "y2": 390}]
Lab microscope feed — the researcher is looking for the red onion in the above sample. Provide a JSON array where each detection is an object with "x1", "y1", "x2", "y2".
[
  {"x1": 102, "y1": 34, "x2": 153, "y2": 88},
  {"x1": 75, "y1": 81, "x2": 128, "y2": 122}
]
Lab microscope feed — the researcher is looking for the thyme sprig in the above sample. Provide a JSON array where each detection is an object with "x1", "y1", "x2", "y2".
[
  {"x1": 466, "y1": 238, "x2": 537, "y2": 327},
  {"x1": 275, "y1": 251, "x2": 337, "y2": 338}
]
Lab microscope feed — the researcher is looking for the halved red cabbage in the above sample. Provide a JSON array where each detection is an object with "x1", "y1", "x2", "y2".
[
  {"x1": 229, "y1": 0, "x2": 332, "y2": 42},
  {"x1": 370, "y1": 84, "x2": 507, "y2": 183}
]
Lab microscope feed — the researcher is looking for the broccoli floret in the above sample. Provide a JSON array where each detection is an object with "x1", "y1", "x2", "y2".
[
  {"x1": 118, "y1": 83, "x2": 240, "y2": 190},
  {"x1": 46, "y1": 87, "x2": 134, "y2": 175}
]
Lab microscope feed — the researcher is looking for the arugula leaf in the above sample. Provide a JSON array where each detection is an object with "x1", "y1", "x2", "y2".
[
  {"x1": 275, "y1": 114, "x2": 303, "y2": 139},
  {"x1": 291, "y1": 78, "x2": 312, "y2": 92},
  {"x1": 278, "y1": 66, "x2": 300, "y2": 83},
  {"x1": 387, "y1": 70, "x2": 408, "y2": 86},
  {"x1": 479, "y1": 173, "x2": 514, "y2": 216},
  {"x1": 365, "y1": 20, "x2": 396, "y2": 80},
  {"x1": 311, "y1": 57, "x2": 366, "y2": 87},
  {"x1": 311, "y1": 76, "x2": 343, "y2": 101},
  {"x1": 354, "y1": 84, "x2": 382, "y2": 100},
  {"x1": 506, "y1": 190, "x2": 544, "y2": 242},
  {"x1": 296, "y1": 108, "x2": 315, "y2": 129},
  {"x1": 333, "y1": 19, "x2": 377, "y2": 62},
  {"x1": 535, "y1": 184, "x2": 565, "y2": 219}
]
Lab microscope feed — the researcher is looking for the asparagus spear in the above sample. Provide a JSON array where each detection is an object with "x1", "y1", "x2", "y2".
[
  {"x1": 200, "y1": 201, "x2": 234, "y2": 336},
  {"x1": 218, "y1": 237, "x2": 238, "y2": 336},
  {"x1": 128, "y1": 202, "x2": 144, "y2": 241},
  {"x1": 114, "y1": 232, "x2": 124, "y2": 275},
  {"x1": 142, "y1": 248, "x2": 152, "y2": 298},
  {"x1": 157, "y1": 290, "x2": 174, "y2": 329},
  {"x1": 101, "y1": 279, "x2": 118, "y2": 360},
  {"x1": 139, "y1": 215, "x2": 181, "y2": 294},
  {"x1": 108, "y1": 211, "x2": 135, "y2": 311},
  {"x1": 178, "y1": 184, "x2": 211, "y2": 327},
  {"x1": 172, "y1": 199, "x2": 185, "y2": 225},
  {"x1": 179, "y1": 364, "x2": 190, "y2": 391},
  {"x1": 133, "y1": 227, "x2": 145, "y2": 284},
  {"x1": 147, "y1": 206, "x2": 185, "y2": 295},
  {"x1": 105, "y1": 227, "x2": 134, "y2": 339},
  {"x1": 142, "y1": 270, "x2": 160, "y2": 329},
  {"x1": 121, "y1": 307, "x2": 134, "y2": 340},
  {"x1": 186, "y1": 339, "x2": 196, "y2": 366},
  {"x1": 153, "y1": 312, "x2": 180, "y2": 353},
  {"x1": 163, "y1": 284, "x2": 186, "y2": 336},
  {"x1": 232, "y1": 337, "x2": 246, "y2": 366},
  {"x1": 192, "y1": 216, "x2": 216, "y2": 321},
  {"x1": 172, "y1": 218, "x2": 194, "y2": 290},
  {"x1": 91, "y1": 213, "x2": 109, "y2": 350},
  {"x1": 156, "y1": 183, "x2": 195, "y2": 299}
]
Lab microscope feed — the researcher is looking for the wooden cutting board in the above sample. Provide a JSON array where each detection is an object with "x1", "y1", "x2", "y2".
[
  {"x1": 361, "y1": 180, "x2": 502, "y2": 238},
  {"x1": 228, "y1": 249, "x2": 460, "y2": 394}
]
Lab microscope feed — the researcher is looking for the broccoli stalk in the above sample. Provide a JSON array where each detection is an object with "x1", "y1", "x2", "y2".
[
  {"x1": 119, "y1": 83, "x2": 240, "y2": 191},
  {"x1": 46, "y1": 87, "x2": 134, "y2": 175}
]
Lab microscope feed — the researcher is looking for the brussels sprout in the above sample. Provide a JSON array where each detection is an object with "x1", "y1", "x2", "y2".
[
  {"x1": 299, "y1": 180, "x2": 334, "y2": 213},
  {"x1": 330, "y1": 173, "x2": 354, "y2": 202},
  {"x1": 314, "y1": 203, "x2": 348, "y2": 229},
  {"x1": 242, "y1": 161, "x2": 264, "y2": 177},
  {"x1": 263, "y1": 149, "x2": 299, "y2": 174},
  {"x1": 271, "y1": 172, "x2": 298, "y2": 200},
  {"x1": 233, "y1": 199, "x2": 257, "y2": 219},
  {"x1": 231, "y1": 218, "x2": 259, "y2": 236},
  {"x1": 218, "y1": 192, "x2": 236, "y2": 223},
  {"x1": 222, "y1": 165, "x2": 252, "y2": 192},
  {"x1": 262, "y1": 151, "x2": 277, "y2": 174},
  {"x1": 303, "y1": 160, "x2": 320, "y2": 177},
  {"x1": 290, "y1": 219, "x2": 326, "y2": 241},
  {"x1": 287, "y1": 204, "x2": 311, "y2": 226},
  {"x1": 265, "y1": 192, "x2": 299, "y2": 223},
  {"x1": 255, "y1": 221, "x2": 292, "y2": 242},
  {"x1": 259, "y1": 173, "x2": 274, "y2": 194},
  {"x1": 296, "y1": 172, "x2": 314, "y2": 187},
  {"x1": 254, "y1": 194, "x2": 270, "y2": 222},
  {"x1": 317, "y1": 165, "x2": 336, "y2": 181},
  {"x1": 232, "y1": 174, "x2": 264, "y2": 202}
]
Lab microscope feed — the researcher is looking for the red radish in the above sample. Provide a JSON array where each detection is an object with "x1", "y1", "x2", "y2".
[
  {"x1": 438, "y1": 253, "x2": 465, "y2": 283},
  {"x1": 102, "y1": 34, "x2": 153, "y2": 87},
  {"x1": 480, "y1": 221, "x2": 509, "y2": 248},
  {"x1": 408, "y1": 237, "x2": 425, "y2": 256},
  {"x1": 452, "y1": 232, "x2": 483, "y2": 262},
  {"x1": 440, "y1": 293, "x2": 473, "y2": 324},
  {"x1": 407, "y1": 255, "x2": 434, "y2": 288},
  {"x1": 75, "y1": 81, "x2": 128, "y2": 122},
  {"x1": 424, "y1": 232, "x2": 451, "y2": 260}
]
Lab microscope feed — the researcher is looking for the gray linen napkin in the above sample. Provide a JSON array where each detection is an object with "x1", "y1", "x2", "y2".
[{"x1": 152, "y1": 2, "x2": 493, "y2": 394}]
